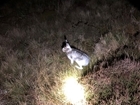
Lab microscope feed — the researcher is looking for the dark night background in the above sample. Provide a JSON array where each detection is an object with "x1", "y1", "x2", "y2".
[{"x1": 0, "y1": 0, "x2": 140, "y2": 105}]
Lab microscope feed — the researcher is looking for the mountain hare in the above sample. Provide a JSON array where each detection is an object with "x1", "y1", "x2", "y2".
[{"x1": 62, "y1": 36, "x2": 90, "y2": 70}]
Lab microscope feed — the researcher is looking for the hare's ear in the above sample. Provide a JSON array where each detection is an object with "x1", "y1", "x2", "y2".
[
  {"x1": 61, "y1": 35, "x2": 68, "y2": 49},
  {"x1": 64, "y1": 35, "x2": 67, "y2": 40},
  {"x1": 64, "y1": 35, "x2": 68, "y2": 43}
]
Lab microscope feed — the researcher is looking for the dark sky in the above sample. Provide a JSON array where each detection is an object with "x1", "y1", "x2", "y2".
[
  {"x1": 0, "y1": 0, "x2": 9, "y2": 6},
  {"x1": 0, "y1": 0, "x2": 139, "y2": 10},
  {"x1": 0, "y1": 0, "x2": 7, "y2": 4},
  {"x1": 127, "y1": 0, "x2": 140, "y2": 10}
]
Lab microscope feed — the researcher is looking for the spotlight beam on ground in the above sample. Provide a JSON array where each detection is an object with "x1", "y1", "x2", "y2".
[{"x1": 63, "y1": 77, "x2": 86, "y2": 105}]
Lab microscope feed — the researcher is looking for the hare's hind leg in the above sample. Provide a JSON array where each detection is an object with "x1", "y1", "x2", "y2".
[{"x1": 75, "y1": 65, "x2": 83, "y2": 70}]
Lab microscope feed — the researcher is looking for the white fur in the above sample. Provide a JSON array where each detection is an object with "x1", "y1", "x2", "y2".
[{"x1": 62, "y1": 43, "x2": 90, "y2": 70}]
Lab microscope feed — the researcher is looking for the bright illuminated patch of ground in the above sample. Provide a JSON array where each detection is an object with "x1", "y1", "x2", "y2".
[{"x1": 63, "y1": 77, "x2": 86, "y2": 105}]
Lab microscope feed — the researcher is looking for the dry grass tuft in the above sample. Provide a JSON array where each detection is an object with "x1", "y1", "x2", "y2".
[
  {"x1": 82, "y1": 58, "x2": 140, "y2": 105},
  {"x1": 94, "y1": 32, "x2": 130, "y2": 60}
]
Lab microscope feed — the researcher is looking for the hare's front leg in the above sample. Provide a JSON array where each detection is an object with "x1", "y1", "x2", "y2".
[
  {"x1": 67, "y1": 55, "x2": 74, "y2": 65},
  {"x1": 70, "y1": 59, "x2": 74, "y2": 65}
]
